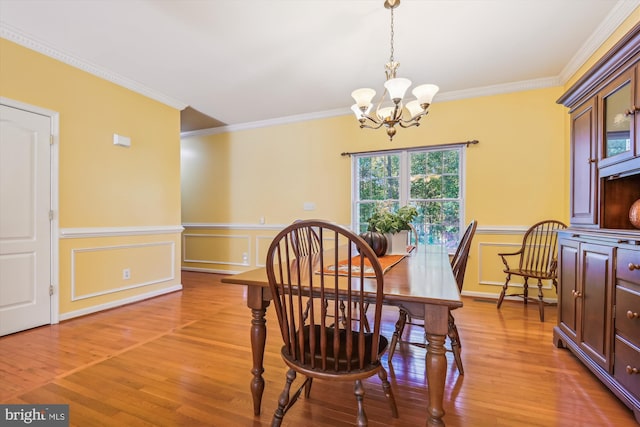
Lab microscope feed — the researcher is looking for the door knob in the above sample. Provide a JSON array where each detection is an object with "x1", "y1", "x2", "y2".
[{"x1": 627, "y1": 310, "x2": 639, "y2": 319}]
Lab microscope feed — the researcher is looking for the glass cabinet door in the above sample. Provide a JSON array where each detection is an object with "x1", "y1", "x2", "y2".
[{"x1": 602, "y1": 73, "x2": 632, "y2": 161}]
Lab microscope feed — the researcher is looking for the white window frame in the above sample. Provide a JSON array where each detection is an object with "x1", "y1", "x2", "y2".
[{"x1": 351, "y1": 146, "x2": 466, "y2": 251}]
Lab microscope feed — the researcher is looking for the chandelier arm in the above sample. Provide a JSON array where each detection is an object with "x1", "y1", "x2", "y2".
[
  {"x1": 361, "y1": 113, "x2": 382, "y2": 125},
  {"x1": 400, "y1": 111, "x2": 428, "y2": 124},
  {"x1": 360, "y1": 122, "x2": 386, "y2": 130},
  {"x1": 398, "y1": 121, "x2": 421, "y2": 129}
]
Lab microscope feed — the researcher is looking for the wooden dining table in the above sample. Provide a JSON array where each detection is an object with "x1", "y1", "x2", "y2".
[{"x1": 221, "y1": 244, "x2": 462, "y2": 426}]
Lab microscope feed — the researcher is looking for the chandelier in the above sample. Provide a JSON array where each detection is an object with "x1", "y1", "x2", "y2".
[{"x1": 351, "y1": 0, "x2": 439, "y2": 141}]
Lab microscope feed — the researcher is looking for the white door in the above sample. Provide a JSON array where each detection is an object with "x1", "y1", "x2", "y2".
[{"x1": 0, "y1": 104, "x2": 52, "y2": 336}]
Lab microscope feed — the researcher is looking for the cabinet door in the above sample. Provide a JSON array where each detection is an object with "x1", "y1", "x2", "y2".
[
  {"x1": 570, "y1": 98, "x2": 598, "y2": 225},
  {"x1": 558, "y1": 238, "x2": 580, "y2": 342},
  {"x1": 579, "y1": 243, "x2": 615, "y2": 372},
  {"x1": 599, "y1": 68, "x2": 635, "y2": 169}
]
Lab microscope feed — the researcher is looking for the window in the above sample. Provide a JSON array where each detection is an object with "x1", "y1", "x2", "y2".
[{"x1": 352, "y1": 146, "x2": 464, "y2": 251}]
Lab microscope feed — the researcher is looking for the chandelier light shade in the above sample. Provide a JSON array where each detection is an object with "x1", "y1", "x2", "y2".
[{"x1": 351, "y1": 0, "x2": 439, "y2": 141}]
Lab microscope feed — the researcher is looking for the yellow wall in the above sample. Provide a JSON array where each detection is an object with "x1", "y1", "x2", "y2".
[
  {"x1": 181, "y1": 86, "x2": 567, "y2": 299},
  {"x1": 0, "y1": 39, "x2": 183, "y2": 318}
]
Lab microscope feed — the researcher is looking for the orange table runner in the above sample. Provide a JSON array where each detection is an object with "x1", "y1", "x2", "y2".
[{"x1": 322, "y1": 252, "x2": 409, "y2": 277}]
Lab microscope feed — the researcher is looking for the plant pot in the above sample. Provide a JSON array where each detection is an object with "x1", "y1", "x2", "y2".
[
  {"x1": 385, "y1": 230, "x2": 409, "y2": 255},
  {"x1": 358, "y1": 231, "x2": 387, "y2": 257}
]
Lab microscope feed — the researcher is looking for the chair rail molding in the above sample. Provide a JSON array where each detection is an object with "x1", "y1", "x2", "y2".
[
  {"x1": 60, "y1": 225, "x2": 184, "y2": 238},
  {"x1": 182, "y1": 223, "x2": 529, "y2": 235}
]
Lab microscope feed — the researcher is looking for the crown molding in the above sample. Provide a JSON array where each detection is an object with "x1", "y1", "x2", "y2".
[
  {"x1": 180, "y1": 107, "x2": 348, "y2": 138},
  {"x1": 559, "y1": 0, "x2": 640, "y2": 84},
  {"x1": 0, "y1": 23, "x2": 188, "y2": 111},
  {"x1": 180, "y1": 76, "x2": 562, "y2": 138},
  {"x1": 435, "y1": 76, "x2": 562, "y2": 102}
]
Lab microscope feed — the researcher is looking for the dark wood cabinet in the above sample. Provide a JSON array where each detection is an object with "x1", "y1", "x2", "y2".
[
  {"x1": 556, "y1": 237, "x2": 614, "y2": 372},
  {"x1": 570, "y1": 98, "x2": 598, "y2": 226},
  {"x1": 554, "y1": 233, "x2": 638, "y2": 422},
  {"x1": 556, "y1": 22, "x2": 640, "y2": 424}
]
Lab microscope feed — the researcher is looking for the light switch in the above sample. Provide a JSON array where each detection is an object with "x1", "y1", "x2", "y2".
[{"x1": 113, "y1": 133, "x2": 131, "y2": 147}]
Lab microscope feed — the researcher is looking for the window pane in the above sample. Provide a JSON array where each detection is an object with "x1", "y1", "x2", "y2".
[
  {"x1": 443, "y1": 150, "x2": 459, "y2": 174},
  {"x1": 442, "y1": 175, "x2": 459, "y2": 198},
  {"x1": 427, "y1": 151, "x2": 443, "y2": 174},
  {"x1": 410, "y1": 176, "x2": 427, "y2": 198},
  {"x1": 604, "y1": 82, "x2": 631, "y2": 158},
  {"x1": 424, "y1": 175, "x2": 443, "y2": 199},
  {"x1": 357, "y1": 154, "x2": 400, "y2": 201},
  {"x1": 354, "y1": 147, "x2": 463, "y2": 250},
  {"x1": 386, "y1": 177, "x2": 400, "y2": 199},
  {"x1": 411, "y1": 152, "x2": 427, "y2": 175}
]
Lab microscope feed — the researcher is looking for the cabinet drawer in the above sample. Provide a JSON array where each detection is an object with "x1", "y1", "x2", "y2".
[
  {"x1": 617, "y1": 249, "x2": 640, "y2": 287},
  {"x1": 616, "y1": 286, "x2": 640, "y2": 345},
  {"x1": 614, "y1": 336, "x2": 640, "y2": 401}
]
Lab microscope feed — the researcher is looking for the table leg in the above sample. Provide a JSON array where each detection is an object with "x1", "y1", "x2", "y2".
[
  {"x1": 247, "y1": 286, "x2": 270, "y2": 416},
  {"x1": 424, "y1": 305, "x2": 449, "y2": 426}
]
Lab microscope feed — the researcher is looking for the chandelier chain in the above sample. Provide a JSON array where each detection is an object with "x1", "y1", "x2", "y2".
[{"x1": 389, "y1": 6, "x2": 395, "y2": 63}]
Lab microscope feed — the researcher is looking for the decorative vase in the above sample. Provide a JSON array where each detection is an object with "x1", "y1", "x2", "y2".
[
  {"x1": 385, "y1": 230, "x2": 409, "y2": 255},
  {"x1": 630, "y1": 199, "x2": 640, "y2": 229},
  {"x1": 358, "y1": 231, "x2": 387, "y2": 257}
]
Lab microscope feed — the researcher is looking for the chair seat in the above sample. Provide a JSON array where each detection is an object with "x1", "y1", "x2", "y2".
[
  {"x1": 283, "y1": 325, "x2": 388, "y2": 373},
  {"x1": 503, "y1": 268, "x2": 554, "y2": 280}
]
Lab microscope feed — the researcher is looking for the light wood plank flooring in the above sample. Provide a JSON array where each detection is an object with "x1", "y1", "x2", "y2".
[{"x1": 1, "y1": 271, "x2": 637, "y2": 426}]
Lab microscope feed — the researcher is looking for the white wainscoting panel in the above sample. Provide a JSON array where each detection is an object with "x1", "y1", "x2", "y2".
[
  {"x1": 71, "y1": 241, "x2": 176, "y2": 301},
  {"x1": 183, "y1": 233, "x2": 251, "y2": 266}
]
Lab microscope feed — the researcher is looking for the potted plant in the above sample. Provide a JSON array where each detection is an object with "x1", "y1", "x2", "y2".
[{"x1": 367, "y1": 204, "x2": 418, "y2": 254}]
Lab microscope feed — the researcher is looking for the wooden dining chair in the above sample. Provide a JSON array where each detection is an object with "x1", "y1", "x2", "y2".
[
  {"x1": 266, "y1": 219, "x2": 398, "y2": 426},
  {"x1": 496, "y1": 219, "x2": 567, "y2": 322},
  {"x1": 388, "y1": 220, "x2": 477, "y2": 375},
  {"x1": 293, "y1": 220, "x2": 371, "y2": 332}
]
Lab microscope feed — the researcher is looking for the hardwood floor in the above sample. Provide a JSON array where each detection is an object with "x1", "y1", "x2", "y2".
[{"x1": 1, "y1": 271, "x2": 637, "y2": 426}]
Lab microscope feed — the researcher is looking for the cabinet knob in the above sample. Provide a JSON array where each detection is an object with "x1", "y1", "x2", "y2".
[
  {"x1": 629, "y1": 263, "x2": 640, "y2": 271},
  {"x1": 627, "y1": 310, "x2": 639, "y2": 319},
  {"x1": 627, "y1": 365, "x2": 639, "y2": 375},
  {"x1": 625, "y1": 106, "x2": 639, "y2": 116},
  {"x1": 572, "y1": 290, "x2": 582, "y2": 298}
]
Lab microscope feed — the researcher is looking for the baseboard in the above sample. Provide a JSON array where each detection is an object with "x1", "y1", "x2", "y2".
[
  {"x1": 59, "y1": 284, "x2": 183, "y2": 321},
  {"x1": 461, "y1": 290, "x2": 557, "y2": 304},
  {"x1": 181, "y1": 267, "x2": 243, "y2": 275}
]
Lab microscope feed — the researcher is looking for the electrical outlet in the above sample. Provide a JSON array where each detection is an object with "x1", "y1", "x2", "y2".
[
  {"x1": 242, "y1": 252, "x2": 249, "y2": 264},
  {"x1": 122, "y1": 268, "x2": 131, "y2": 280}
]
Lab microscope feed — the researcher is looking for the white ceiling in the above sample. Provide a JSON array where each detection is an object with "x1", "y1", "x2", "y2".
[{"x1": 1, "y1": 0, "x2": 639, "y2": 131}]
